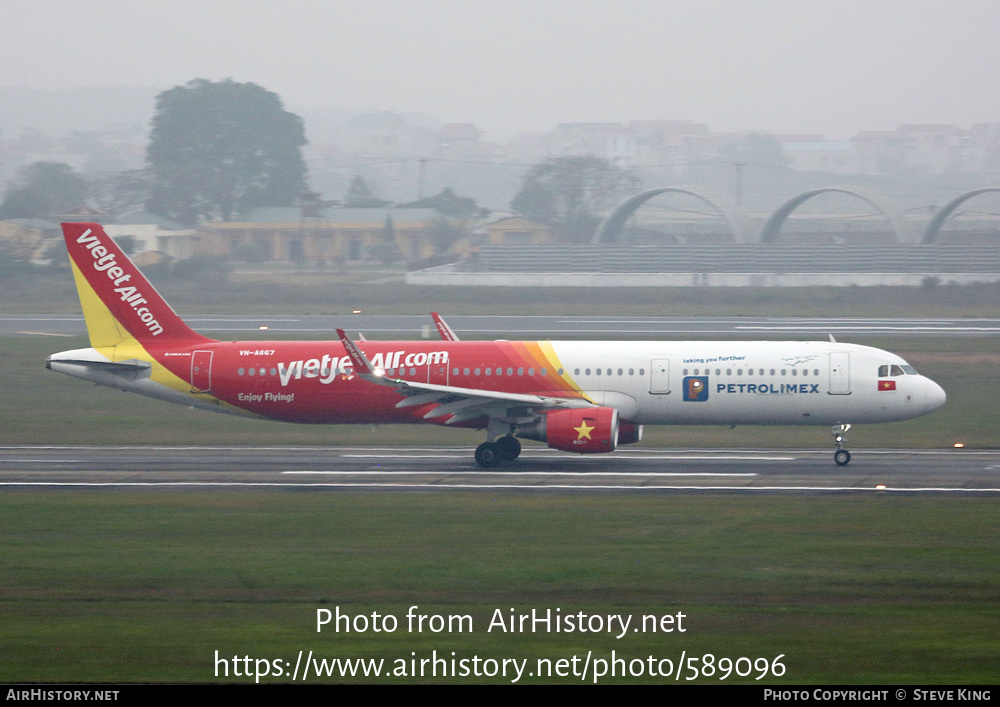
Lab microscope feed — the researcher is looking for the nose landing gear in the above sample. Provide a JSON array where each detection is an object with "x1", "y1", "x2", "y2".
[{"x1": 832, "y1": 424, "x2": 852, "y2": 466}]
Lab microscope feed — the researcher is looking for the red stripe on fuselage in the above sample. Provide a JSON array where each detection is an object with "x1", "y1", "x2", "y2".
[{"x1": 146, "y1": 340, "x2": 586, "y2": 424}]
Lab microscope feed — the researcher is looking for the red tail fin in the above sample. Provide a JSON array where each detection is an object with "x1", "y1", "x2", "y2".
[{"x1": 62, "y1": 222, "x2": 211, "y2": 347}]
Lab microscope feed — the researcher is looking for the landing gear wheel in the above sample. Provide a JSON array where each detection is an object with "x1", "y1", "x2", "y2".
[
  {"x1": 495, "y1": 436, "x2": 521, "y2": 461},
  {"x1": 831, "y1": 423, "x2": 852, "y2": 467},
  {"x1": 475, "y1": 442, "x2": 501, "y2": 468}
]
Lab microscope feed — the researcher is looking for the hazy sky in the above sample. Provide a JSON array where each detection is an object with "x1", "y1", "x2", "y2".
[{"x1": 2, "y1": 0, "x2": 998, "y2": 141}]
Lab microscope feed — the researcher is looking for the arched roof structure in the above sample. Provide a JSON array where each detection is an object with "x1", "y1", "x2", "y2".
[
  {"x1": 921, "y1": 188, "x2": 1000, "y2": 243},
  {"x1": 758, "y1": 187, "x2": 909, "y2": 244},
  {"x1": 593, "y1": 188, "x2": 743, "y2": 244}
]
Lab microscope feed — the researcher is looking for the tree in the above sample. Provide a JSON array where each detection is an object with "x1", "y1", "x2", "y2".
[
  {"x1": 0, "y1": 162, "x2": 89, "y2": 219},
  {"x1": 146, "y1": 79, "x2": 308, "y2": 226},
  {"x1": 401, "y1": 188, "x2": 486, "y2": 220},
  {"x1": 343, "y1": 176, "x2": 390, "y2": 208},
  {"x1": 370, "y1": 215, "x2": 401, "y2": 264},
  {"x1": 511, "y1": 156, "x2": 633, "y2": 242},
  {"x1": 92, "y1": 169, "x2": 154, "y2": 218},
  {"x1": 400, "y1": 188, "x2": 486, "y2": 255}
]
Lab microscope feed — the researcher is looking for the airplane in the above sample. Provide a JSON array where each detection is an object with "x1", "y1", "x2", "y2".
[{"x1": 47, "y1": 222, "x2": 946, "y2": 468}]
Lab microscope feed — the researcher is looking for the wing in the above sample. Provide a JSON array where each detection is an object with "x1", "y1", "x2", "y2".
[{"x1": 335, "y1": 329, "x2": 593, "y2": 425}]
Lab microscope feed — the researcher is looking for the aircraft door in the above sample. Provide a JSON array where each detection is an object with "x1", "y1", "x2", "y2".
[
  {"x1": 649, "y1": 358, "x2": 671, "y2": 394},
  {"x1": 426, "y1": 355, "x2": 450, "y2": 386},
  {"x1": 829, "y1": 352, "x2": 851, "y2": 395},
  {"x1": 191, "y1": 350, "x2": 214, "y2": 393}
]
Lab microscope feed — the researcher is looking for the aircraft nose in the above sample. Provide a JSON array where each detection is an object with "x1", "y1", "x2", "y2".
[{"x1": 925, "y1": 379, "x2": 947, "y2": 411}]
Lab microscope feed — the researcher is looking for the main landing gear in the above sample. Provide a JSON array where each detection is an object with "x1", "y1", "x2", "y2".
[
  {"x1": 832, "y1": 423, "x2": 852, "y2": 466},
  {"x1": 474, "y1": 435, "x2": 521, "y2": 468}
]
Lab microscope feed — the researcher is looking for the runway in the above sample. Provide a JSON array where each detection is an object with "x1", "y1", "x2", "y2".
[
  {"x1": 6, "y1": 314, "x2": 1000, "y2": 338},
  {"x1": 2, "y1": 445, "x2": 999, "y2": 493}
]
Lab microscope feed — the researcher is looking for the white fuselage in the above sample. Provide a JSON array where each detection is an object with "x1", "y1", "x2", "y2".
[{"x1": 550, "y1": 340, "x2": 945, "y2": 426}]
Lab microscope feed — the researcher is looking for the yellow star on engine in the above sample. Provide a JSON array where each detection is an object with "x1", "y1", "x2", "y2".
[{"x1": 574, "y1": 420, "x2": 594, "y2": 440}]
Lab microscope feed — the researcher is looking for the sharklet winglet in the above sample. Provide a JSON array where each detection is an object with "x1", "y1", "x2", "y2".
[{"x1": 336, "y1": 328, "x2": 380, "y2": 380}]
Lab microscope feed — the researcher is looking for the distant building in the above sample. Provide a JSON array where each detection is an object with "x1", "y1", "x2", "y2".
[
  {"x1": 341, "y1": 111, "x2": 438, "y2": 157},
  {"x1": 548, "y1": 123, "x2": 638, "y2": 166},
  {"x1": 438, "y1": 123, "x2": 483, "y2": 152},
  {"x1": 0, "y1": 219, "x2": 45, "y2": 261},
  {"x1": 780, "y1": 138, "x2": 860, "y2": 174},
  {"x1": 197, "y1": 206, "x2": 442, "y2": 264},
  {"x1": 103, "y1": 211, "x2": 196, "y2": 260},
  {"x1": 484, "y1": 216, "x2": 552, "y2": 246},
  {"x1": 851, "y1": 124, "x2": 1000, "y2": 175}
]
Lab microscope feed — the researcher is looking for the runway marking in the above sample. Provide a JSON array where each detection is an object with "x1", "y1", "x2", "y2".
[
  {"x1": 282, "y1": 471, "x2": 759, "y2": 477},
  {"x1": 738, "y1": 326, "x2": 1000, "y2": 332},
  {"x1": 184, "y1": 318, "x2": 300, "y2": 322},
  {"x1": 340, "y1": 454, "x2": 795, "y2": 461},
  {"x1": 2, "y1": 482, "x2": 1000, "y2": 493},
  {"x1": 343, "y1": 454, "x2": 470, "y2": 459}
]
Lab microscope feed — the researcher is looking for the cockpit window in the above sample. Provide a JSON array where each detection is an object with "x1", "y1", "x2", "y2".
[{"x1": 880, "y1": 363, "x2": 918, "y2": 377}]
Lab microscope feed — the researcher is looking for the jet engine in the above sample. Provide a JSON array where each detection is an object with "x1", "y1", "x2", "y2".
[{"x1": 517, "y1": 407, "x2": 619, "y2": 454}]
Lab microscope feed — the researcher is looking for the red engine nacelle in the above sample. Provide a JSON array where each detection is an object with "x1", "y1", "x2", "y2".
[{"x1": 541, "y1": 407, "x2": 619, "y2": 454}]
